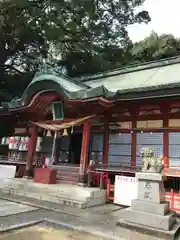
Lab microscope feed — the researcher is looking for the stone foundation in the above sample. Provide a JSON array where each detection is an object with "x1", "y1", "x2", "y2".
[
  {"x1": 117, "y1": 172, "x2": 180, "y2": 239},
  {"x1": 0, "y1": 178, "x2": 106, "y2": 209}
]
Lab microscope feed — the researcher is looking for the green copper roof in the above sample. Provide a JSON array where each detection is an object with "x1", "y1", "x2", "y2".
[
  {"x1": 85, "y1": 60, "x2": 180, "y2": 92},
  {"x1": 3, "y1": 56, "x2": 180, "y2": 110}
]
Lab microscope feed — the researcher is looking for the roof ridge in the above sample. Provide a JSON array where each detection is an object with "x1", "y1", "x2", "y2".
[
  {"x1": 79, "y1": 55, "x2": 180, "y2": 82},
  {"x1": 34, "y1": 62, "x2": 90, "y2": 89}
]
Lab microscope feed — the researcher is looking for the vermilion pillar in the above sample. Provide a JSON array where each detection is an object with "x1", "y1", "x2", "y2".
[
  {"x1": 79, "y1": 119, "x2": 91, "y2": 185},
  {"x1": 24, "y1": 125, "x2": 38, "y2": 178}
]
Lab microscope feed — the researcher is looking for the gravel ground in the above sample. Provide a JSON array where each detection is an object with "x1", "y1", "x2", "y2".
[
  {"x1": 0, "y1": 195, "x2": 173, "y2": 240},
  {"x1": 0, "y1": 225, "x2": 104, "y2": 240}
]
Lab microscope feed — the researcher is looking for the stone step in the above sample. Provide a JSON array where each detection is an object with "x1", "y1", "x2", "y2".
[
  {"x1": 56, "y1": 171, "x2": 79, "y2": 176},
  {"x1": 54, "y1": 166, "x2": 79, "y2": 173},
  {"x1": 0, "y1": 178, "x2": 106, "y2": 209},
  {"x1": 8, "y1": 189, "x2": 86, "y2": 208},
  {"x1": 1, "y1": 180, "x2": 105, "y2": 198},
  {"x1": 1, "y1": 187, "x2": 106, "y2": 209},
  {"x1": 7, "y1": 186, "x2": 88, "y2": 199},
  {"x1": 10, "y1": 187, "x2": 88, "y2": 201},
  {"x1": 56, "y1": 179, "x2": 78, "y2": 185},
  {"x1": 57, "y1": 175, "x2": 78, "y2": 181},
  {"x1": 56, "y1": 172, "x2": 79, "y2": 180},
  {"x1": 56, "y1": 171, "x2": 79, "y2": 177},
  {"x1": 56, "y1": 167, "x2": 79, "y2": 184}
]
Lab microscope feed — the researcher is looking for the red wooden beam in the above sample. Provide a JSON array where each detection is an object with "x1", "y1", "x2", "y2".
[
  {"x1": 79, "y1": 119, "x2": 91, "y2": 183},
  {"x1": 24, "y1": 125, "x2": 38, "y2": 178}
]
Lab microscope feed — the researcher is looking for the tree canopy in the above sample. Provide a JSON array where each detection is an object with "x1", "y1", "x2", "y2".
[
  {"x1": 0, "y1": 0, "x2": 150, "y2": 100},
  {"x1": 131, "y1": 31, "x2": 180, "y2": 63},
  {"x1": 2, "y1": 0, "x2": 180, "y2": 102},
  {"x1": 62, "y1": 32, "x2": 180, "y2": 77}
]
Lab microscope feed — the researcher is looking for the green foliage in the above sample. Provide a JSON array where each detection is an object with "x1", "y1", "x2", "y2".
[
  {"x1": 59, "y1": 44, "x2": 133, "y2": 77},
  {"x1": 131, "y1": 31, "x2": 180, "y2": 62},
  {"x1": 0, "y1": 0, "x2": 150, "y2": 101}
]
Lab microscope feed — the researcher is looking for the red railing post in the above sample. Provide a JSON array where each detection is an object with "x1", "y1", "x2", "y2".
[{"x1": 170, "y1": 189, "x2": 174, "y2": 210}]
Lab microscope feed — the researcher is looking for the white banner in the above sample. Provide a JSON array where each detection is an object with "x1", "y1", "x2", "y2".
[{"x1": 114, "y1": 175, "x2": 138, "y2": 206}]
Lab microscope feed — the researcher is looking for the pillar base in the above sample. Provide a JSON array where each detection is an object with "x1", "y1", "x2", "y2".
[
  {"x1": 87, "y1": 172, "x2": 92, "y2": 187},
  {"x1": 23, "y1": 168, "x2": 34, "y2": 179},
  {"x1": 78, "y1": 173, "x2": 87, "y2": 186}
]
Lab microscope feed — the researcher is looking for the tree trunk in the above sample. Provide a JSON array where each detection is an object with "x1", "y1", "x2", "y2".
[{"x1": 0, "y1": 47, "x2": 9, "y2": 101}]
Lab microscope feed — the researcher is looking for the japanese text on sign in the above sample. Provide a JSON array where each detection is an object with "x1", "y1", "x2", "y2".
[
  {"x1": 144, "y1": 181, "x2": 152, "y2": 200},
  {"x1": 117, "y1": 176, "x2": 136, "y2": 183}
]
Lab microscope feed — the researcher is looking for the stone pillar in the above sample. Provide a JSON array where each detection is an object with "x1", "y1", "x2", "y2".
[
  {"x1": 78, "y1": 120, "x2": 91, "y2": 185},
  {"x1": 117, "y1": 172, "x2": 178, "y2": 236},
  {"x1": 24, "y1": 125, "x2": 38, "y2": 178}
]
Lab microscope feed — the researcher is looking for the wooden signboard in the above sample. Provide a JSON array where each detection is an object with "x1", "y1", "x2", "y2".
[
  {"x1": 169, "y1": 119, "x2": 180, "y2": 127},
  {"x1": 137, "y1": 120, "x2": 163, "y2": 129}
]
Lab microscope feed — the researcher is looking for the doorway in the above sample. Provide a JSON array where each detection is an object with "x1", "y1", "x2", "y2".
[{"x1": 69, "y1": 133, "x2": 82, "y2": 165}]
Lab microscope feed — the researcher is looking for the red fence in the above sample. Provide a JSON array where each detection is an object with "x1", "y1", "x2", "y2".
[
  {"x1": 165, "y1": 190, "x2": 180, "y2": 212},
  {"x1": 164, "y1": 175, "x2": 180, "y2": 212}
]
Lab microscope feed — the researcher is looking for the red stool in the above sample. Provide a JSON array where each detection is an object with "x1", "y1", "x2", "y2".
[{"x1": 91, "y1": 172, "x2": 101, "y2": 186}]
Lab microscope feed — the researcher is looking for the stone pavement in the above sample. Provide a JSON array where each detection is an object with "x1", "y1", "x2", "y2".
[
  {"x1": 0, "y1": 200, "x2": 36, "y2": 217},
  {"x1": 0, "y1": 195, "x2": 166, "y2": 240}
]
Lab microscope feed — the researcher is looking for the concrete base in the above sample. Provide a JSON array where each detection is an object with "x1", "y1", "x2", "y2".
[
  {"x1": 117, "y1": 172, "x2": 180, "y2": 239},
  {"x1": 132, "y1": 199, "x2": 169, "y2": 215},
  {"x1": 117, "y1": 219, "x2": 180, "y2": 240},
  {"x1": 0, "y1": 178, "x2": 106, "y2": 209},
  {"x1": 119, "y1": 207, "x2": 175, "y2": 231}
]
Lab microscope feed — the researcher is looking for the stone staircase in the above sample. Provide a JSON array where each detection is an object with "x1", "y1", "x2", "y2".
[
  {"x1": 0, "y1": 178, "x2": 106, "y2": 209},
  {"x1": 54, "y1": 165, "x2": 79, "y2": 184}
]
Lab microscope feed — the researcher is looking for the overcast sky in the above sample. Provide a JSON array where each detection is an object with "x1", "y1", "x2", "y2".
[{"x1": 127, "y1": 0, "x2": 180, "y2": 42}]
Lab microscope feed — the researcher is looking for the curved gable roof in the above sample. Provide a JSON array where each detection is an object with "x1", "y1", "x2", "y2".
[{"x1": 3, "y1": 56, "x2": 180, "y2": 110}]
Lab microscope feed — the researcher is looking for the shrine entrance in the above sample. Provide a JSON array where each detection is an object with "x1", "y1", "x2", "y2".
[{"x1": 69, "y1": 133, "x2": 82, "y2": 165}]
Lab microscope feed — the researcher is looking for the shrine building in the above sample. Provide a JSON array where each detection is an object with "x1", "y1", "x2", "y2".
[{"x1": 0, "y1": 56, "x2": 180, "y2": 210}]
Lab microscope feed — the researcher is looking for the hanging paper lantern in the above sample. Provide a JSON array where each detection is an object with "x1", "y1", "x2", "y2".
[
  {"x1": 18, "y1": 137, "x2": 24, "y2": 151},
  {"x1": 13, "y1": 136, "x2": 20, "y2": 150},
  {"x1": 6, "y1": 137, "x2": 9, "y2": 145},
  {"x1": 8, "y1": 137, "x2": 14, "y2": 150},
  {"x1": 1, "y1": 137, "x2": 6, "y2": 145},
  {"x1": 23, "y1": 137, "x2": 29, "y2": 151},
  {"x1": 36, "y1": 137, "x2": 43, "y2": 152}
]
